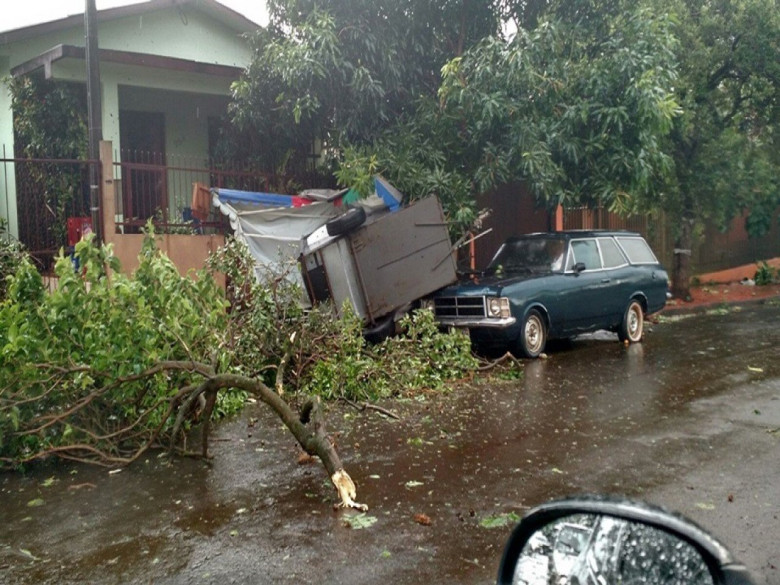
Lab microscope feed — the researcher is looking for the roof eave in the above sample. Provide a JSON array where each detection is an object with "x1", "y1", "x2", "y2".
[{"x1": 0, "y1": 0, "x2": 259, "y2": 46}]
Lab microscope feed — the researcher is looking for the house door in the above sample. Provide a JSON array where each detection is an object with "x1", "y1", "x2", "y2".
[{"x1": 119, "y1": 111, "x2": 166, "y2": 225}]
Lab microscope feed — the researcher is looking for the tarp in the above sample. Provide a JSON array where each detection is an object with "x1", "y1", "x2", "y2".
[
  {"x1": 212, "y1": 188, "x2": 341, "y2": 297},
  {"x1": 211, "y1": 181, "x2": 403, "y2": 302}
]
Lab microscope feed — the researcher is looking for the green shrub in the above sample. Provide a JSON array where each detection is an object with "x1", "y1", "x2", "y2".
[
  {"x1": 0, "y1": 218, "x2": 26, "y2": 301},
  {"x1": 754, "y1": 261, "x2": 777, "y2": 286},
  {"x1": 0, "y1": 231, "x2": 234, "y2": 468}
]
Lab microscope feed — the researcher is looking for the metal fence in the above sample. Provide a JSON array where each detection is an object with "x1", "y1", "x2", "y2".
[
  {"x1": 3, "y1": 148, "x2": 777, "y2": 277},
  {"x1": 1, "y1": 154, "x2": 99, "y2": 273},
  {"x1": 114, "y1": 150, "x2": 291, "y2": 234}
]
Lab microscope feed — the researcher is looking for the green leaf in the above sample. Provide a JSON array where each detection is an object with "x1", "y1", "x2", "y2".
[
  {"x1": 342, "y1": 513, "x2": 378, "y2": 530},
  {"x1": 480, "y1": 512, "x2": 521, "y2": 529}
]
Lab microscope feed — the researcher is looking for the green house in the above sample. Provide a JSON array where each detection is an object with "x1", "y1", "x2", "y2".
[{"x1": 0, "y1": 0, "x2": 258, "y2": 240}]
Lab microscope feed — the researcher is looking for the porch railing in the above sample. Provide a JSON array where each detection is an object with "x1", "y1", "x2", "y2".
[{"x1": 114, "y1": 150, "x2": 282, "y2": 234}]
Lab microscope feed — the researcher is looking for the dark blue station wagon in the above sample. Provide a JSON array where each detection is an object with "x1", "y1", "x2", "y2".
[{"x1": 426, "y1": 231, "x2": 669, "y2": 358}]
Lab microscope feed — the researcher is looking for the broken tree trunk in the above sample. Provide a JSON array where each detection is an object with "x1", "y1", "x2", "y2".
[{"x1": 189, "y1": 368, "x2": 367, "y2": 511}]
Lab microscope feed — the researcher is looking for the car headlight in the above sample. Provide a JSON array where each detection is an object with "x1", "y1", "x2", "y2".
[{"x1": 487, "y1": 297, "x2": 510, "y2": 318}]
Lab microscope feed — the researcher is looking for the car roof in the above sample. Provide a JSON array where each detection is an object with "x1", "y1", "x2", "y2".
[{"x1": 507, "y1": 230, "x2": 642, "y2": 241}]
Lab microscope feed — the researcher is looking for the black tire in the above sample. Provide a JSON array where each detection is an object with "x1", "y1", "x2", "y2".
[
  {"x1": 326, "y1": 206, "x2": 366, "y2": 237},
  {"x1": 618, "y1": 299, "x2": 644, "y2": 343},
  {"x1": 363, "y1": 314, "x2": 395, "y2": 344},
  {"x1": 517, "y1": 309, "x2": 547, "y2": 358}
]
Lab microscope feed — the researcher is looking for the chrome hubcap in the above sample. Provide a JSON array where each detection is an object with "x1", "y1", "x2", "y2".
[{"x1": 526, "y1": 317, "x2": 542, "y2": 352}]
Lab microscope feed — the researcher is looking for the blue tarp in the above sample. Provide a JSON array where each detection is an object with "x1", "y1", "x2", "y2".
[
  {"x1": 213, "y1": 189, "x2": 295, "y2": 207},
  {"x1": 374, "y1": 176, "x2": 402, "y2": 211}
]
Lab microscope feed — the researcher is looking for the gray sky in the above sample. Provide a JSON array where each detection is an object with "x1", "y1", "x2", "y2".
[{"x1": 2, "y1": 0, "x2": 268, "y2": 33}]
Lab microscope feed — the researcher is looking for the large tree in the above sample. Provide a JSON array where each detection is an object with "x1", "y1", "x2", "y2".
[
  {"x1": 652, "y1": 0, "x2": 780, "y2": 298},
  {"x1": 229, "y1": 0, "x2": 503, "y2": 178},
  {"x1": 334, "y1": 0, "x2": 680, "y2": 234}
]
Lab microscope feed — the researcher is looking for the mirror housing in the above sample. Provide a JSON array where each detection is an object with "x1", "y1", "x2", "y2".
[
  {"x1": 573, "y1": 262, "x2": 586, "y2": 274},
  {"x1": 497, "y1": 496, "x2": 755, "y2": 585}
]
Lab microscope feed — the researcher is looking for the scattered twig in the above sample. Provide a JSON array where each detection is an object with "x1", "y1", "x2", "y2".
[
  {"x1": 338, "y1": 397, "x2": 400, "y2": 420},
  {"x1": 477, "y1": 352, "x2": 523, "y2": 371}
]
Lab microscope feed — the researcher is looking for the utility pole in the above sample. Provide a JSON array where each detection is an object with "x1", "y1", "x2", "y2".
[{"x1": 85, "y1": 0, "x2": 103, "y2": 243}]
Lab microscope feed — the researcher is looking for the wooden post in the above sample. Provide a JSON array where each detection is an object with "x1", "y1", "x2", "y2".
[{"x1": 99, "y1": 141, "x2": 115, "y2": 245}]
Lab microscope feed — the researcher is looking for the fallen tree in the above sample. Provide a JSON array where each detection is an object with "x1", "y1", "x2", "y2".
[
  {"x1": 0, "y1": 232, "x2": 476, "y2": 510},
  {"x1": 0, "y1": 233, "x2": 367, "y2": 508}
]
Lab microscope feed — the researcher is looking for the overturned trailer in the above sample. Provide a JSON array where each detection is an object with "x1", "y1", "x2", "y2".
[{"x1": 212, "y1": 178, "x2": 457, "y2": 339}]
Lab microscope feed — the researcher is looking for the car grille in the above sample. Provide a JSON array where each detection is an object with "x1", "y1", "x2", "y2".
[{"x1": 433, "y1": 296, "x2": 487, "y2": 319}]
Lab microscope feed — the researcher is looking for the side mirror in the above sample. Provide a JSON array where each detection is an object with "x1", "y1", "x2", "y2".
[
  {"x1": 497, "y1": 496, "x2": 755, "y2": 585},
  {"x1": 573, "y1": 262, "x2": 586, "y2": 274}
]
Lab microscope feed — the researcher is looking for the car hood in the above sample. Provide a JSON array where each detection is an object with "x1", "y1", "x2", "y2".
[{"x1": 435, "y1": 272, "x2": 548, "y2": 296}]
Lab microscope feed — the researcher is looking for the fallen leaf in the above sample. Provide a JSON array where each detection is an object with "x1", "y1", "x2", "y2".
[
  {"x1": 41, "y1": 477, "x2": 56, "y2": 488},
  {"x1": 297, "y1": 452, "x2": 314, "y2": 465},
  {"x1": 414, "y1": 513, "x2": 432, "y2": 526},
  {"x1": 405, "y1": 480, "x2": 424, "y2": 489},
  {"x1": 727, "y1": 494, "x2": 734, "y2": 503},
  {"x1": 747, "y1": 366, "x2": 764, "y2": 373},
  {"x1": 695, "y1": 502, "x2": 715, "y2": 510},
  {"x1": 18, "y1": 548, "x2": 39, "y2": 561},
  {"x1": 480, "y1": 512, "x2": 521, "y2": 529},
  {"x1": 342, "y1": 513, "x2": 378, "y2": 530},
  {"x1": 26, "y1": 498, "x2": 45, "y2": 508}
]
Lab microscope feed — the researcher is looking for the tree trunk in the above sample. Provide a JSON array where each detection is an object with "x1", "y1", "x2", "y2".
[
  {"x1": 672, "y1": 216, "x2": 694, "y2": 301},
  {"x1": 210, "y1": 372, "x2": 367, "y2": 510}
]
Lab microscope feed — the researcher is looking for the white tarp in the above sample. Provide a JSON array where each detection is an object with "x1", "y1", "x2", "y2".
[{"x1": 212, "y1": 192, "x2": 340, "y2": 291}]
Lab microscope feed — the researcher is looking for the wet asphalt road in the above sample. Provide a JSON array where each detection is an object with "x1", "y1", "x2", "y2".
[{"x1": 1, "y1": 300, "x2": 779, "y2": 585}]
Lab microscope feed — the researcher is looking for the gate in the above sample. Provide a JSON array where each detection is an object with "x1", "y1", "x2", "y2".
[{"x1": 0, "y1": 155, "x2": 100, "y2": 273}]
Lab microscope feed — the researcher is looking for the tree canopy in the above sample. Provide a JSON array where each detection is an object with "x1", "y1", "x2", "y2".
[
  {"x1": 229, "y1": 0, "x2": 780, "y2": 291},
  {"x1": 229, "y1": 0, "x2": 502, "y2": 178},
  {"x1": 653, "y1": 0, "x2": 780, "y2": 296}
]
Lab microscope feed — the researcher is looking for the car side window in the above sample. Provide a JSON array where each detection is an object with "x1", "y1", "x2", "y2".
[
  {"x1": 570, "y1": 239, "x2": 601, "y2": 271},
  {"x1": 598, "y1": 238, "x2": 628, "y2": 269},
  {"x1": 616, "y1": 237, "x2": 658, "y2": 264}
]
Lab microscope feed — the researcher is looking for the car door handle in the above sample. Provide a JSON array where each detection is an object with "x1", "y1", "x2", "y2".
[{"x1": 601, "y1": 278, "x2": 611, "y2": 283}]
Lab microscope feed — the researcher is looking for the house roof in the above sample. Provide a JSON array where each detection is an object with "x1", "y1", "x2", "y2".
[
  {"x1": 0, "y1": 0, "x2": 260, "y2": 45},
  {"x1": 11, "y1": 44, "x2": 243, "y2": 79}
]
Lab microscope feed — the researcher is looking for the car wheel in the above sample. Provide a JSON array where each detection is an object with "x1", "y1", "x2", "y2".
[
  {"x1": 325, "y1": 206, "x2": 366, "y2": 237},
  {"x1": 517, "y1": 309, "x2": 546, "y2": 358},
  {"x1": 618, "y1": 300, "x2": 644, "y2": 343}
]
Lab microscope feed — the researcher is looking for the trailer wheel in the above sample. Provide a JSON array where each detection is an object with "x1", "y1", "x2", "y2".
[
  {"x1": 363, "y1": 315, "x2": 396, "y2": 344},
  {"x1": 326, "y1": 207, "x2": 366, "y2": 237}
]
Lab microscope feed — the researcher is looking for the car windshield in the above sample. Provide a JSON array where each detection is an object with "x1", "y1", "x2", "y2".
[{"x1": 486, "y1": 237, "x2": 567, "y2": 275}]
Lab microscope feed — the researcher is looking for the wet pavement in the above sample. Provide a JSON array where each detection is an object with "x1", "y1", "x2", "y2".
[{"x1": 2, "y1": 300, "x2": 779, "y2": 584}]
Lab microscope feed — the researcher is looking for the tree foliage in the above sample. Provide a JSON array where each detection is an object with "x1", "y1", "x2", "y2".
[
  {"x1": 438, "y1": 5, "x2": 680, "y2": 212},
  {"x1": 229, "y1": 0, "x2": 502, "y2": 179},
  {"x1": 0, "y1": 233, "x2": 235, "y2": 467},
  {"x1": 0, "y1": 231, "x2": 476, "y2": 489},
  {"x1": 333, "y1": 1, "x2": 679, "y2": 234},
  {"x1": 0, "y1": 218, "x2": 25, "y2": 301},
  {"x1": 230, "y1": 0, "x2": 779, "y2": 294},
  {"x1": 647, "y1": 0, "x2": 780, "y2": 297},
  {"x1": 9, "y1": 75, "x2": 90, "y2": 243}
]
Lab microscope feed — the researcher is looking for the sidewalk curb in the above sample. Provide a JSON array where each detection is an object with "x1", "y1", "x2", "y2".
[{"x1": 660, "y1": 293, "x2": 780, "y2": 317}]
